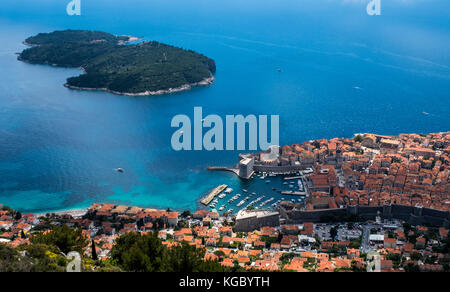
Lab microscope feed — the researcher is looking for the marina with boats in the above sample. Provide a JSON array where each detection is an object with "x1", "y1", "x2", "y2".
[
  {"x1": 199, "y1": 171, "x2": 310, "y2": 215},
  {"x1": 200, "y1": 184, "x2": 228, "y2": 206}
]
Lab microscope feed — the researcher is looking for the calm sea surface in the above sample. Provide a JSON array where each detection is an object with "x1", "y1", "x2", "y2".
[{"x1": 0, "y1": 0, "x2": 449, "y2": 213}]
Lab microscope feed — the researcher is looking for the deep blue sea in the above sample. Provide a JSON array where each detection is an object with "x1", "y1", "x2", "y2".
[{"x1": 0, "y1": 0, "x2": 449, "y2": 213}]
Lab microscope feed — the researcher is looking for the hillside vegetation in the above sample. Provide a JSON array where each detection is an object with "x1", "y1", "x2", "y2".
[{"x1": 19, "y1": 30, "x2": 216, "y2": 95}]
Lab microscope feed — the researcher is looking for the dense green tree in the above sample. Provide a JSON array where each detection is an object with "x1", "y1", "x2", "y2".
[
  {"x1": 181, "y1": 210, "x2": 192, "y2": 218},
  {"x1": 196, "y1": 259, "x2": 228, "y2": 272},
  {"x1": 166, "y1": 241, "x2": 206, "y2": 272},
  {"x1": 443, "y1": 263, "x2": 450, "y2": 272},
  {"x1": 111, "y1": 231, "x2": 167, "y2": 272},
  {"x1": 30, "y1": 224, "x2": 88, "y2": 254},
  {"x1": 404, "y1": 262, "x2": 420, "y2": 272},
  {"x1": 354, "y1": 135, "x2": 363, "y2": 142},
  {"x1": 387, "y1": 253, "x2": 402, "y2": 268},
  {"x1": 330, "y1": 226, "x2": 338, "y2": 240},
  {"x1": 403, "y1": 222, "x2": 412, "y2": 234},
  {"x1": 410, "y1": 252, "x2": 422, "y2": 261},
  {"x1": 280, "y1": 252, "x2": 296, "y2": 265},
  {"x1": 351, "y1": 260, "x2": 366, "y2": 272},
  {"x1": 110, "y1": 231, "x2": 226, "y2": 272},
  {"x1": 349, "y1": 239, "x2": 361, "y2": 249},
  {"x1": 91, "y1": 239, "x2": 98, "y2": 261},
  {"x1": 261, "y1": 235, "x2": 278, "y2": 248},
  {"x1": 214, "y1": 250, "x2": 225, "y2": 258}
]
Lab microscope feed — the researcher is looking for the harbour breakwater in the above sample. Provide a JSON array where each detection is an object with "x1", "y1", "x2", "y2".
[
  {"x1": 206, "y1": 166, "x2": 239, "y2": 176},
  {"x1": 207, "y1": 159, "x2": 304, "y2": 179},
  {"x1": 253, "y1": 165, "x2": 304, "y2": 173},
  {"x1": 279, "y1": 204, "x2": 450, "y2": 228}
]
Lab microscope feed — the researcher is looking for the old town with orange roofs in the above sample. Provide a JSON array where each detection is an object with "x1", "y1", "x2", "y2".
[{"x1": 1, "y1": 131, "x2": 449, "y2": 272}]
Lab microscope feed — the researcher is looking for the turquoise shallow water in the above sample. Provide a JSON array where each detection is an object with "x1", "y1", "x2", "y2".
[{"x1": 0, "y1": 0, "x2": 449, "y2": 213}]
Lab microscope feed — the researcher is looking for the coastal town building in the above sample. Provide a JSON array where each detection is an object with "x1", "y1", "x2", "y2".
[
  {"x1": 235, "y1": 209, "x2": 280, "y2": 232},
  {"x1": 239, "y1": 157, "x2": 255, "y2": 179}
]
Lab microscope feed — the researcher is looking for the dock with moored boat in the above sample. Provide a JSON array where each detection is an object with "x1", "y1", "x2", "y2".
[
  {"x1": 281, "y1": 191, "x2": 306, "y2": 196},
  {"x1": 284, "y1": 176, "x2": 302, "y2": 180},
  {"x1": 201, "y1": 184, "x2": 228, "y2": 205}
]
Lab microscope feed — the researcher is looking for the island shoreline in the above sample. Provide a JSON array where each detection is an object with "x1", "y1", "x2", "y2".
[{"x1": 63, "y1": 74, "x2": 215, "y2": 96}]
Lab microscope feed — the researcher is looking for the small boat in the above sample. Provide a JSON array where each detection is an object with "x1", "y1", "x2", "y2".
[
  {"x1": 277, "y1": 68, "x2": 282, "y2": 72},
  {"x1": 116, "y1": 168, "x2": 124, "y2": 173}
]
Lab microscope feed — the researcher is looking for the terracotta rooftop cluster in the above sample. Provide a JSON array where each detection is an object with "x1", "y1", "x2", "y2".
[
  {"x1": 0, "y1": 204, "x2": 35, "y2": 248},
  {"x1": 1, "y1": 201, "x2": 449, "y2": 272},
  {"x1": 280, "y1": 132, "x2": 450, "y2": 211}
]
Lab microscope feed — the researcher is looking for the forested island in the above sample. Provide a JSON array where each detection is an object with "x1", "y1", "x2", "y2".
[{"x1": 18, "y1": 30, "x2": 216, "y2": 96}]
